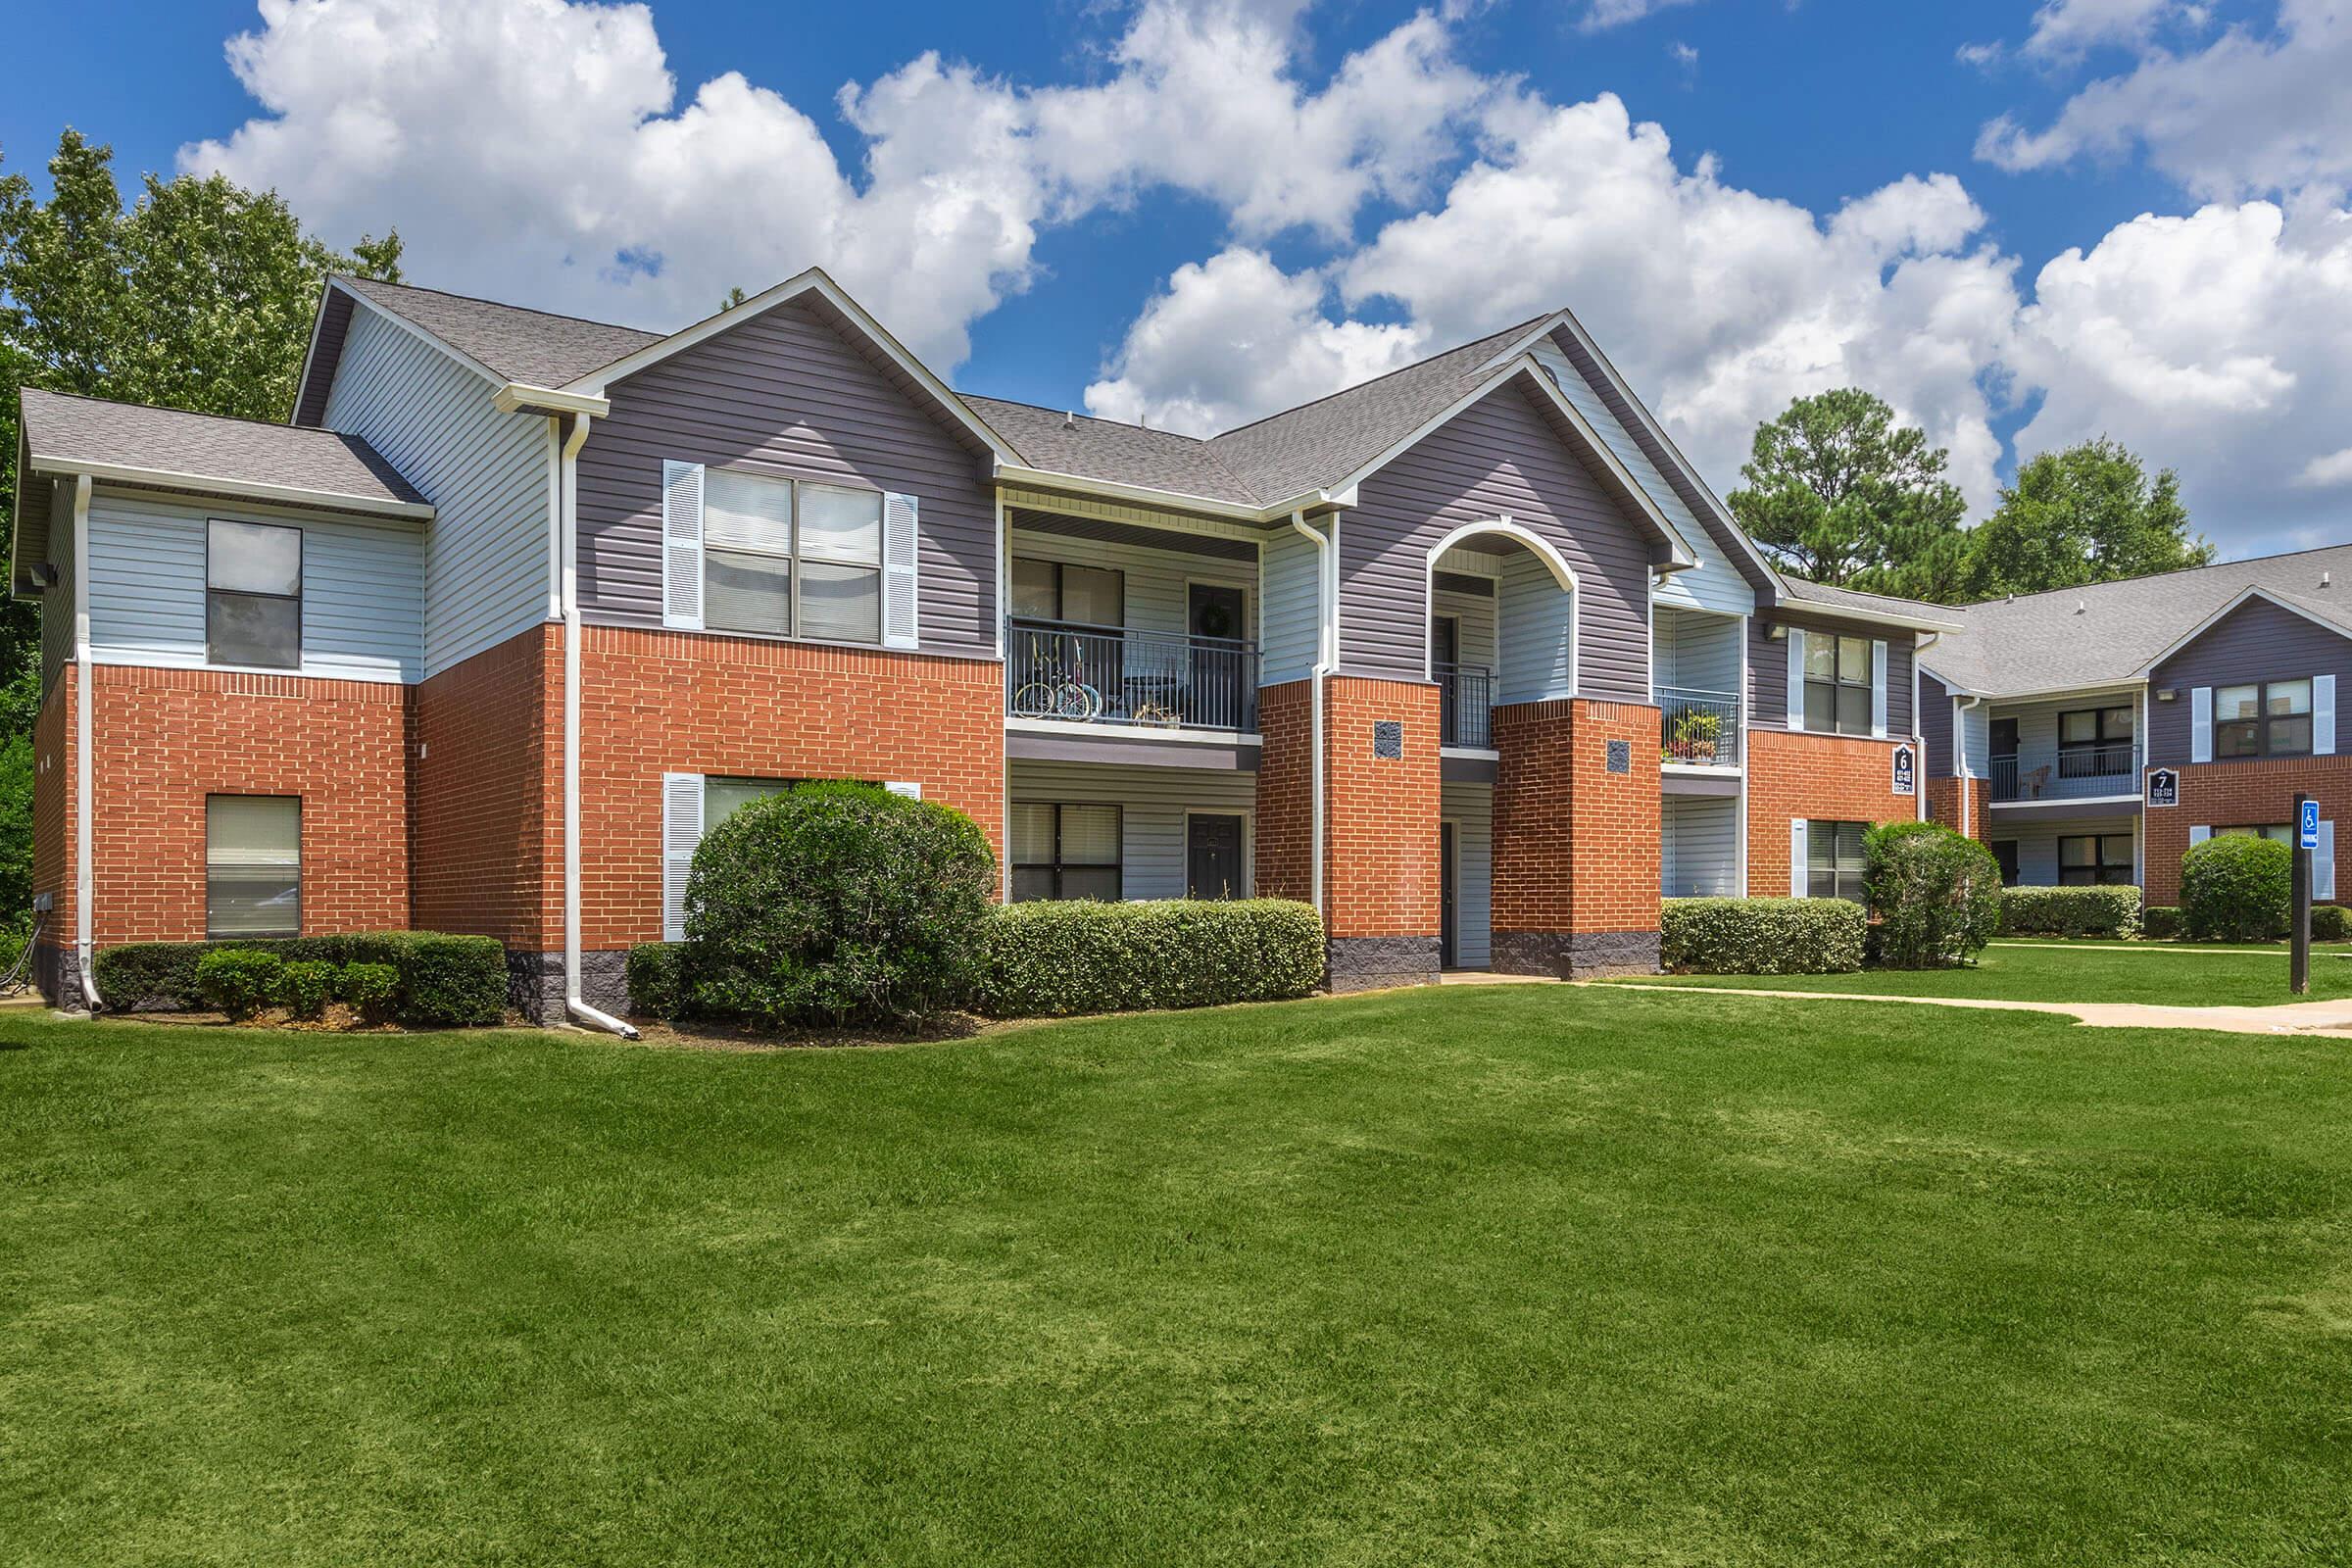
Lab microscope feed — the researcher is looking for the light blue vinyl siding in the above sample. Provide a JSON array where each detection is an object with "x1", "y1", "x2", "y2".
[
  {"x1": 1960, "y1": 701, "x2": 1991, "y2": 779},
  {"x1": 1532, "y1": 338, "x2": 1753, "y2": 618},
  {"x1": 1654, "y1": 608, "x2": 1741, "y2": 696},
  {"x1": 1991, "y1": 815, "x2": 2137, "y2": 888},
  {"x1": 1663, "y1": 794, "x2": 1740, "y2": 897},
  {"x1": 85, "y1": 490, "x2": 422, "y2": 681},
  {"x1": 1496, "y1": 550, "x2": 1574, "y2": 704},
  {"x1": 1431, "y1": 585, "x2": 1497, "y2": 671},
  {"x1": 1008, "y1": 524, "x2": 1255, "y2": 641},
  {"x1": 1008, "y1": 759, "x2": 1256, "y2": 901},
  {"x1": 1442, "y1": 779, "x2": 1492, "y2": 968},
  {"x1": 1260, "y1": 519, "x2": 1324, "y2": 685},
  {"x1": 321, "y1": 303, "x2": 551, "y2": 675}
]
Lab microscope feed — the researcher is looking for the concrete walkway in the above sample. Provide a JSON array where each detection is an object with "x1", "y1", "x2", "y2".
[{"x1": 1616, "y1": 981, "x2": 2352, "y2": 1037}]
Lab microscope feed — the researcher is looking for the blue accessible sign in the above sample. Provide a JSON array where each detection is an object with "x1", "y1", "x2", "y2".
[{"x1": 2301, "y1": 799, "x2": 2322, "y2": 850}]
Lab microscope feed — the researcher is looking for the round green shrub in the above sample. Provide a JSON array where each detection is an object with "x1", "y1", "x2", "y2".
[
  {"x1": 2180, "y1": 834, "x2": 2290, "y2": 942},
  {"x1": 682, "y1": 781, "x2": 996, "y2": 1028},
  {"x1": 2315, "y1": 904, "x2": 2350, "y2": 943},
  {"x1": 1863, "y1": 820, "x2": 2002, "y2": 969},
  {"x1": 2141, "y1": 905, "x2": 2183, "y2": 940},
  {"x1": 624, "y1": 943, "x2": 685, "y2": 1020},
  {"x1": 338, "y1": 961, "x2": 399, "y2": 1023},
  {"x1": 196, "y1": 949, "x2": 284, "y2": 1021},
  {"x1": 277, "y1": 959, "x2": 337, "y2": 1021}
]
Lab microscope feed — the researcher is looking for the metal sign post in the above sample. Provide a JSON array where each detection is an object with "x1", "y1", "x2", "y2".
[{"x1": 2294, "y1": 794, "x2": 2317, "y2": 996}]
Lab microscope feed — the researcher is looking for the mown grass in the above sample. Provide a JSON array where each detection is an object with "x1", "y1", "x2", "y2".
[
  {"x1": 5, "y1": 988, "x2": 2352, "y2": 1565},
  {"x1": 1620, "y1": 937, "x2": 2352, "y2": 1007}
]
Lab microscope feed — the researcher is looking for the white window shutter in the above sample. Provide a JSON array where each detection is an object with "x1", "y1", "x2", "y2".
[
  {"x1": 1789, "y1": 818, "x2": 1808, "y2": 898},
  {"x1": 1870, "y1": 640, "x2": 1889, "y2": 738},
  {"x1": 2188, "y1": 824, "x2": 2211, "y2": 848},
  {"x1": 1785, "y1": 629, "x2": 1805, "y2": 731},
  {"x1": 882, "y1": 492, "x2": 920, "y2": 650},
  {"x1": 662, "y1": 461, "x2": 705, "y2": 631},
  {"x1": 2315, "y1": 674, "x2": 2336, "y2": 756},
  {"x1": 2189, "y1": 686, "x2": 2212, "y2": 763},
  {"x1": 662, "y1": 772, "x2": 705, "y2": 942},
  {"x1": 884, "y1": 781, "x2": 922, "y2": 801},
  {"x1": 2319, "y1": 819, "x2": 2336, "y2": 902}
]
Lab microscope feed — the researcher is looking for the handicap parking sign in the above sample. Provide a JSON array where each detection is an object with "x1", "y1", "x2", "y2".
[{"x1": 2301, "y1": 799, "x2": 2322, "y2": 850}]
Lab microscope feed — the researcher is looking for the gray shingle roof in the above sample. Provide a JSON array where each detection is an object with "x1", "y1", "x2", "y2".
[
  {"x1": 19, "y1": 386, "x2": 426, "y2": 509},
  {"x1": 1775, "y1": 575, "x2": 1964, "y2": 629},
  {"x1": 338, "y1": 274, "x2": 662, "y2": 387},
  {"x1": 964, "y1": 397, "x2": 1258, "y2": 506},
  {"x1": 1917, "y1": 544, "x2": 2352, "y2": 697}
]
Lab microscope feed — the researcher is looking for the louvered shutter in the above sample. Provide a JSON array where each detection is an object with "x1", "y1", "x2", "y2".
[
  {"x1": 1789, "y1": 818, "x2": 1808, "y2": 898},
  {"x1": 1785, "y1": 630, "x2": 1805, "y2": 731},
  {"x1": 2189, "y1": 687, "x2": 2212, "y2": 763},
  {"x1": 2319, "y1": 819, "x2": 2336, "y2": 902},
  {"x1": 882, "y1": 492, "x2": 919, "y2": 649},
  {"x1": 662, "y1": 461, "x2": 705, "y2": 631},
  {"x1": 2316, "y1": 674, "x2": 2337, "y2": 756},
  {"x1": 662, "y1": 773, "x2": 704, "y2": 941},
  {"x1": 1870, "y1": 640, "x2": 1889, "y2": 738}
]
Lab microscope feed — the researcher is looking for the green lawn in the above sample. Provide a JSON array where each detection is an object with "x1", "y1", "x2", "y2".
[
  {"x1": 1616, "y1": 937, "x2": 2352, "y2": 1007},
  {"x1": 6, "y1": 990, "x2": 2352, "y2": 1565}
]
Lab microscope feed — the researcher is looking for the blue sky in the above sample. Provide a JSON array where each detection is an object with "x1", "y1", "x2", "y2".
[{"x1": 5, "y1": 1, "x2": 2347, "y2": 558}]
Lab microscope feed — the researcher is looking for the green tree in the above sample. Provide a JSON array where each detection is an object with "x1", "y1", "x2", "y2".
[
  {"x1": 1960, "y1": 437, "x2": 2211, "y2": 600},
  {"x1": 1727, "y1": 388, "x2": 1971, "y2": 602}
]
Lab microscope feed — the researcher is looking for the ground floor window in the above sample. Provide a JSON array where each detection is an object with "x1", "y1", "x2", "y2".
[
  {"x1": 207, "y1": 795, "x2": 300, "y2": 937},
  {"x1": 2216, "y1": 823, "x2": 2294, "y2": 845},
  {"x1": 2058, "y1": 833, "x2": 2134, "y2": 885},
  {"x1": 1806, "y1": 819, "x2": 1867, "y2": 904},
  {"x1": 704, "y1": 776, "x2": 796, "y2": 829},
  {"x1": 1010, "y1": 803, "x2": 1121, "y2": 902}
]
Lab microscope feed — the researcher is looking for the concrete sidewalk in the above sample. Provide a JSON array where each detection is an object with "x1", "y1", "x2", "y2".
[{"x1": 1612, "y1": 982, "x2": 2352, "y2": 1037}]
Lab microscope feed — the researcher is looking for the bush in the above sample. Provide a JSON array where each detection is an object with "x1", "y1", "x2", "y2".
[
  {"x1": 1997, "y1": 885, "x2": 2142, "y2": 940},
  {"x1": 2142, "y1": 905, "x2": 2183, "y2": 940},
  {"x1": 94, "y1": 931, "x2": 504, "y2": 1025},
  {"x1": 626, "y1": 943, "x2": 685, "y2": 1021},
  {"x1": 2180, "y1": 834, "x2": 2291, "y2": 942},
  {"x1": 1863, "y1": 821, "x2": 2003, "y2": 968},
  {"x1": 2316, "y1": 905, "x2": 2350, "y2": 943},
  {"x1": 338, "y1": 961, "x2": 399, "y2": 1023},
  {"x1": 683, "y1": 782, "x2": 997, "y2": 1028},
  {"x1": 979, "y1": 900, "x2": 1325, "y2": 1017},
  {"x1": 196, "y1": 949, "x2": 283, "y2": 1021},
  {"x1": 1659, "y1": 898, "x2": 1865, "y2": 975},
  {"x1": 278, "y1": 959, "x2": 337, "y2": 1020}
]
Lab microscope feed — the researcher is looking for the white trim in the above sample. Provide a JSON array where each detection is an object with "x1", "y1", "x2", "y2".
[
  {"x1": 26, "y1": 457, "x2": 434, "y2": 521},
  {"x1": 85, "y1": 655, "x2": 407, "y2": 687},
  {"x1": 1736, "y1": 612, "x2": 1750, "y2": 893},
  {"x1": 1776, "y1": 593, "x2": 1962, "y2": 635},
  {"x1": 543, "y1": 417, "x2": 564, "y2": 622},
  {"x1": 288, "y1": 276, "x2": 339, "y2": 424},
  {"x1": 1988, "y1": 793, "x2": 2146, "y2": 809},
  {"x1": 2133, "y1": 585, "x2": 2352, "y2": 678},
  {"x1": 1181, "y1": 806, "x2": 1254, "y2": 899},
  {"x1": 1789, "y1": 817, "x2": 1807, "y2": 899},
  {"x1": 562, "y1": 413, "x2": 637, "y2": 1039},
  {"x1": 2316, "y1": 672, "x2": 2337, "y2": 756},
  {"x1": 2190, "y1": 685, "x2": 2213, "y2": 763},
  {"x1": 1292, "y1": 510, "x2": 1337, "y2": 917},
  {"x1": 995, "y1": 466, "x2": 1268, "y2": 524},
  {"x1": 1441, "y1": 746, "x2": 1502, "y2": 762},
  {"x1": 1870, "y1": 638, "x2": 1889, "y2": 739},
  {"x1": 1786, "y1": 627, "x2": 1806, "y2": 731},
  {"x1": 71, "y1": 474, "x2": 99, "y2": 1009},
  {"x1": 1003, "y1": 716, "x2": 1261, "y2": 745},
  {"x1": 1419, "y1": 517, "x2": 1579, "y2": 690},
  {"x1": 492, "y1": 382, "x2": 610, "y2": 417}
]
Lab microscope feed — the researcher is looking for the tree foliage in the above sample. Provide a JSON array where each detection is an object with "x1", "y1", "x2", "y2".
[
  {"x1": 1960, "y1": 437, "x2": 2212, "y2": 600},
  {"x1": 1726, "y1": 388, "x2": 1971, "y2": 602}
]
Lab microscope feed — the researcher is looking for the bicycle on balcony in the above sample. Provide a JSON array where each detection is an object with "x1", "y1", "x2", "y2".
[{"x1": 1010, "y1": 629, "x2": 1105, "y2": 721}]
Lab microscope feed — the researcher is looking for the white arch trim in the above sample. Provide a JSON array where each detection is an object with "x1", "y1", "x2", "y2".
[{"x1": 1423, "y1": 516, "x2": 1579, "y2": 696}]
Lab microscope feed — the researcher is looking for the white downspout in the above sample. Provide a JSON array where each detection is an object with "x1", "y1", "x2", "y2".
[
  {"x1": 1291, "y1": 510, "x2": 1334, "y2": 916},
  {"x1": 557, "y1": 413, "x2": 638, "y2": 1039},
  {"x1": 1912, "y1": 632, "x2": 1937, "y2": 824},
  {"x1": 71, "y1": 474, "x2": 100, "y2": 1010},
  {"x1": 1958, "y1": 692, "x2": 1983, "y2": 841}
]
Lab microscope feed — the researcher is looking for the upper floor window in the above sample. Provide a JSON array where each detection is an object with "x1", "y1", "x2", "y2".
[
  {"x1": 703, "y1": 469, "x2": 884, "y2": 644},
  {"x1": 1803, "y1": 634, "x2": 1872, "y2": 736},
  {"x1": 207, "y1": 519, "x2": 301, "y2": 669},
  {"x1": 2215, "y1": 680, "x2": 2311, "y2": 758},
  {"x1": 1010, "y1": 559, "x2": 1123, "y2": 627}
]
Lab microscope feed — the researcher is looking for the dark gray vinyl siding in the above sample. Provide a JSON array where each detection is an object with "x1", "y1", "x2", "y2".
[
  {"x1": 576, "y1": 298, "x2": 996, "y2": 657},
  {"x1": 1749, "y1": 612, "x2": 1916, "y2": 735},
  {"x1": 2148, "y1": 596, "x2": 2352, "y2": 762},
  {"x1": 292, "y1": 289, "x2": 355, "y2": 428},
  {"x1": 1339, "y1": 380, "x2": 1652, "y2": 702},
  {"x1": 1920, "y1": 671, "x2": 1954, "y2": 775}
]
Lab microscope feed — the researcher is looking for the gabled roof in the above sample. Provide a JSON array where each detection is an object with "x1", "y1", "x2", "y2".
[
  {"x1": 1774, "y1": 576, "x2": 1963, "y2": 633},
  {"x1": 337, "y1": 274, "x2": 662, "y2": 387},
  {"x1": 964, "y1": 397, "x2": 1259, "y2": 508},
  {"x1": 1918, "y1": 543, "x2": 2352, "y2": 698}
]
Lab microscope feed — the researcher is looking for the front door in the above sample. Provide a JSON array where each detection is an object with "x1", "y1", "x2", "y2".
[
  {"x1": 1432, "y1": 616, "x2": 1460, "y2": 746},
  {"x1": 1990, "y1": 716, "x2": 2020, "y2": 800},
  {"x1": 1440, "y1": 821, "x2": 1458, "y2": 968},
  {"x1": 1188, "y1": 583, "x2": 1249, "y2": 730},
  {"x1": 1187, "y1": 813, "x2": 1246, "y2": 900}
]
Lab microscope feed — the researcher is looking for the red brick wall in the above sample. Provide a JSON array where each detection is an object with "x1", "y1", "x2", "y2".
[
  {"x1": 574, "y1": 626, "x2": 1004, "y2": 950},
  {"x1": 32, "y1": 669, "x2": 73, "y2": 951},
  {"x1": 84, "y1": 664, "x2": 412, "y2": 944},
  {"x1": 1321, "y1": 676, "x2": 1440, "y2": 940},
  {"x1": 1252, "y1": 679, "x2": 1314, "y2": 906},
  {"x1": 1492, "y1": 698, "x2": 1661, "y2": 938},
  {"x1": 1746, "y1": 729, "x2": 1917, "y2": 896},
  {"x1": 2143, "y1": 756, "x2": 2352, "y2": 906},
  {"x1": 412, "y1": 625, "x2": 560, "y2": 949},
  {"x1": 1924, "y1": 775, "x2": 1988, "y2": 842}
]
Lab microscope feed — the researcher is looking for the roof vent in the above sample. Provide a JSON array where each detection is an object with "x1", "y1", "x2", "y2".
[
  {"x1": 2076, "y1": 599, "x2": 2087, "y2": 613},
  {"x1": 2324, "y1": 570, "x2": 2333, "y2": 589},
  {"x1": 1062, "y1": 410, "x2": 1074, "y2": 429}
]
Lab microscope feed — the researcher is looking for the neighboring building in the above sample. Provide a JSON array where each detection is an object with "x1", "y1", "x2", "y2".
[
  {"x1": 1915, "y1": 556, "x2": 2352, "y2": 907},
  {"x1": 11, "y1": 269, "x2": 1944, "y2": 1021}
]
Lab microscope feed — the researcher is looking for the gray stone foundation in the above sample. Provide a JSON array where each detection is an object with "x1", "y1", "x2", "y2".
[
  {"x1": 507, "y1": 949, "x2": 633, "y2": 1026},
  {"x1": 1494, "y1": 929, "x2": 1661, "y2": 980},
  {"x1": 1326, "y1": 934, "x2": 1443, "y2": 993},
  {"x1": 33, "y1": 943, "x2": 82, "y2": 1010}
]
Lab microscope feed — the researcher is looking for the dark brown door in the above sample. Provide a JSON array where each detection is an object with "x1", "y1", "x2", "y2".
[
  {"x1": 1990, "y1": 716, "x2": 2021, "y2": 800},
  {"x1": 1433, "y1": 616, "x2": 1460, "y2": 745},
  {"x1": 1440, "y1": 821, "x2": 1458, "y2": 968},
  {"x1": 1187, "y1": 814, "x2": 1246, "y2": 900},
  {"x1": 1188, "y1": 583, "x2": 1248, "y2": 730}
]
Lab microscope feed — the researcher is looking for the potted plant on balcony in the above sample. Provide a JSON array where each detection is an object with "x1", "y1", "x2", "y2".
[{"x1": 1666, "y1": 708, "x2": 1721, "y2": 763}]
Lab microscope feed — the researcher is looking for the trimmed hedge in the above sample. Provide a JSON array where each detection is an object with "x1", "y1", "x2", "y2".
[
  {"x1": 278, "y1": 959, "x2": 337, "y2": 1020},
  {"x1": 2142, "y1": 905, "x2": 2183, "y2": 940},
  {"x1": 94, "y1": 931, "x2": 506, "y2": 1026},
  {"x1": 339, "y1": 962, "x2": 399, "y2": 1023},
  {"x1": 1659, "y1": 898, "x2": 1865, "y2": 975},
  {"x1": 1997, "y1": 885, "x2": 2142, "y2": 940},
  {"x1": 979, "y1": 900, "x2": 1325, "y2": 1018},
  {"x1": 1864, "y1": 821, "x2": 2002, "y2": 968},
  {"x1": 195, "y1": 950, "x2": 281, "y2": 1021},
  {"x1": 626, "y1": 942, "x2": 686, "y2": 1021},
  {"x1": 2181, "y1": 834, "x2": 2290, "y2": 942},
  {"x1": 2317, "y1": 905, "x2": 2350, "y2": 943}
]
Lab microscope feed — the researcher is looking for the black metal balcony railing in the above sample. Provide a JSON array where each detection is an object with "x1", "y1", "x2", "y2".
[
  {"x1": 1437, "y1": 662, "x2": 1493, "y2": 749},
  {"x1": 1657, "y1": 685, "x2": 1740, "y2": 768},
  {"x1": 1005, "y1": 616, "x2": 1259, "y2": 733},
  {"x1": 1989, "y1": 743, "x2": 2142, "y2": 803}
]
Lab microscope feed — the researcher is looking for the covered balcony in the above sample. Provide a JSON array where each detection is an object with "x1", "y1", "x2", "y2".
[
  {"x1": 1005, "y1": 617, "x2": 1259, "y2": 733},
  {"x1": 1985, "y1": 695, "x2": 2143, "y2": 806},
  {"x1": 1654, "y1": 606, "x2": 1742, "y2": 775}
]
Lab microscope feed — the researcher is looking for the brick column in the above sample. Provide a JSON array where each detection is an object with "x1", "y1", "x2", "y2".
[
  {"x1": 1491, "y1": 698, "x2": 1662, "y2": 977},
  {"x1": 1320, "y1": 677, "x2": 1442, "y2": 990},
  {"x1": 1252, "y1": 679, "x2": 1315, "y2": 906},
  {"x1": 1925, "y1": 775, "x2": 1987, "y2": 841}
]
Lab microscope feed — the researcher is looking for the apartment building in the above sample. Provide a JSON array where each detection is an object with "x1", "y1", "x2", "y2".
[{"x1": 12, "y1": 268, "x2": 1938, "y2": 1021}]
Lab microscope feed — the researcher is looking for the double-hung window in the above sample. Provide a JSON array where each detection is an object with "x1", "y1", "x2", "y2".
[
  {"x1": 1009, "y1": 803, "x2": 1121, "y2": 902},
  {"x1": 1806, "y1": 819, "x2": 1868, "y2": 903},
  {"x1": 207, "y1": 519, "x2": 302, "y2": 669},
  {"x1": 1803, "y1": 634, "x2": 1872, "y2": 736},
  {"x1": 2058, "y1": 833, "x2": 2134, "y2": 886},
  {"x1": 704, "y1": 776, "x2": 795, "y2": 828},
  {"x1": 1010, "y1": 559, "x2": 1124, "y2": 627},
  {"x1": 702, "y1": 469, "x2": 884, "y2": 643},
  {"x1": 207, "y1": 795, "x2": 300, "y2": 937},
  {"x1": 2214, "y1": 680, "x2": 2312, "y2": 759},
  {"x1": 2057, "y1": 706, "x2": 2134, "y2": 779}
]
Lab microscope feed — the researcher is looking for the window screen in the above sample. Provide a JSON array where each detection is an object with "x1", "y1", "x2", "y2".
[{"x1": 207, "y1": 519, "x2": 301, "y2": 668}]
